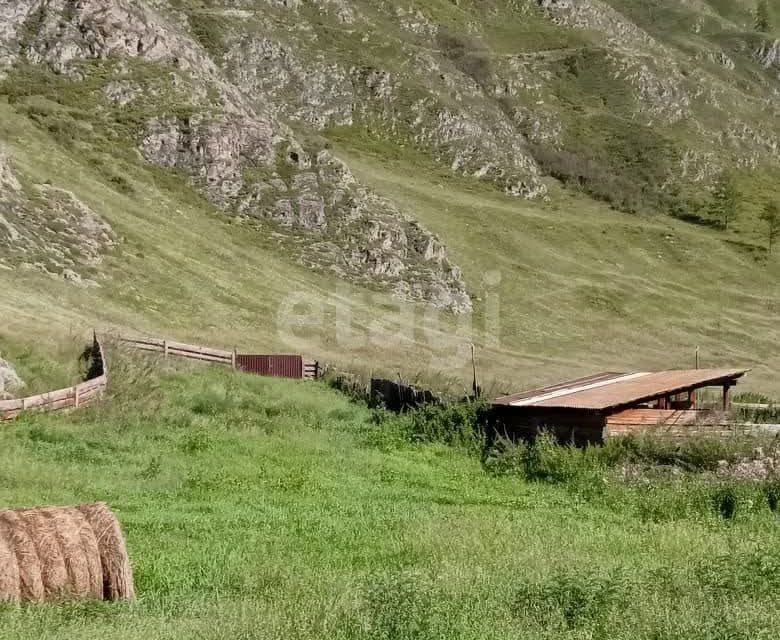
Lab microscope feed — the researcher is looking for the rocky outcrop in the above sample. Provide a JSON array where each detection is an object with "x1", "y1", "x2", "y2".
[
  {"x1": 537, "y1": 0, "x2": 692, "y2": 121},
  {"x1": 0, "y1": 1, "x2": 35, "y2": 77},
  {"x1": 2, "y1": 0, "x2": 779, "y2": 309},
  {"x1": 0, "y1": 356, "x2": 24, "y2": 399},
  {"x1": 221, "y1": 17, "x2": 547, "y2": 198},
  {"x1": 0, "y1": 149, "x2": 115, "y2": 284},
  {"x1": 141, "y1": 114, "x2": 276, "y2": 207},
  {"x1": 756, "y1": 39, "x2": 780, "y2": 77},
  {"x1": 0, "y1": 159, "x2": 117, "y2": 286},
  {"x1": 537, "y1": 0, "x2": 654, "y2": 46},
  {"x1": 139, "y1": 113, "x2": 471, "y2": 311},
  {"x1": 0, "y1": 0, "x2": 472, "y2": 312},
  {"x1": 225, "y1": 37, "x2": 354, "y2": 127},
  {"x1": 23, "y1": 0, "x2": 214, "y2": 75},
  {"x1": 0, "y1": 150, "x2": 21, "y2": 193}
]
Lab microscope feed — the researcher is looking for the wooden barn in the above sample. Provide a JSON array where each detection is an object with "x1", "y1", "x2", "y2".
[{"x1": 489, "y1": 369, "x2": 749, "y2": 444}]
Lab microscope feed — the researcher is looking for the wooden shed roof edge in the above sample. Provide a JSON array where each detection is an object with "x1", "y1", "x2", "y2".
[{"x1": 493, "y1": 368, "x2": 750, "y2": 411}]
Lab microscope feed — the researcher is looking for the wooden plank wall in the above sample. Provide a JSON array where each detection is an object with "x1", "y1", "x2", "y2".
[{"x1": 605, "y1": 408, "x2": 754, "y2": 438}]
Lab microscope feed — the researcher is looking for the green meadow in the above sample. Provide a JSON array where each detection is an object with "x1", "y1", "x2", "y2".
[{"x1": 1, "y1": 352, "x2": 778, "y2": 639}]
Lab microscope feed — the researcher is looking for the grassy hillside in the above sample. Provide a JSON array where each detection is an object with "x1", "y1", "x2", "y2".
[
  {"x1": 0, "y1": 358, "x2": 779, "y2": 639},
  {"x1": 1, "y1": 0, "x2": 779, "y2": 397},
  {"x1": 1, "y1": 92, "x2": 778, "y2": 395}
]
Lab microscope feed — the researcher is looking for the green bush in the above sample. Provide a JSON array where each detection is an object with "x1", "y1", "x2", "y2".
[
  {"x1": 764, "y1": 479, "x2": 780, "y2": 513},
  {"x1": 523, "y1": 433, "x2": 600, "y2": 483},
  {"x1": 483, "y1": 433, "x2": 605, "y2": 485},
  {"x1": 512, "y1": 569, "x2": 632, "y2": 632},
  {"x1": 437, "y1": 30, "x2": 493, "y2": 90},
  {"x1": 404, "y1": 401, "x2": 484, "y2": 449},
  {"x1": 712, "y1": 485, "x2": 738, "y2": 519},
  {"x1": 600, "y1": 433, "x2": 758, "y2": 471},
  {"x1": 481, "y1": 436, "x2": 530, "y2": 476}
]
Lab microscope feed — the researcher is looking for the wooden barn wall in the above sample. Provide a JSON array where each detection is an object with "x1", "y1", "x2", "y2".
[{"x1": 487, "y1": 406, "x2": 607, "y2": 446}]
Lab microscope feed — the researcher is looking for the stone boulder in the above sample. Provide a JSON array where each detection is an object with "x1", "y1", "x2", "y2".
[{"x1": 0, "y1": 356, "x2": 24, "y2": 399}]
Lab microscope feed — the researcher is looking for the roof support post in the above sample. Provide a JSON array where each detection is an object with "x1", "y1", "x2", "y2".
[
  {"x1": 722, "y1": 385, "x2": 731, "y2": 411},
  {"x1": 688, "y1": 389, "x2": 696, "y2": 410}
]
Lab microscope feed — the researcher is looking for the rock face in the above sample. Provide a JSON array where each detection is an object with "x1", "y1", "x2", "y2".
[
  {"x1": 1, "y1": 0, "x2": 779, "y2": 310},
  {"x1": 756, "y1": 39, "x2": 780, "y2": 76},
  {"x1": 0, "y1": 356, "x2": 24, "y2": 399},
  {"x1": 0, "y1": 0, "x2": 472, "y2": 312},
  {"x1": 205, "y1": 0, "x2": 779, "y2": 210},
  {"x1": 0, "y1": 150, "x2": 116, "y2": 284}
]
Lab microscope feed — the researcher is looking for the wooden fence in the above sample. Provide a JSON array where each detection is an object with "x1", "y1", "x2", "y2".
[
  {"x1": 119, "y1": 336, "x2": 236, "y2": 366},
  {"x1": 119, "y1": 335, "x2": 320, "y2": 379},
  {"x1": 0, "y1": 335, "x2": 107, "y2": 421}
]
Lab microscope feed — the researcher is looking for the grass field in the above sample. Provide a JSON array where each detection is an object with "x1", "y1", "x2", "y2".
[{"x1": 1, "y1": 354, "x2": 779, "y2": 639}]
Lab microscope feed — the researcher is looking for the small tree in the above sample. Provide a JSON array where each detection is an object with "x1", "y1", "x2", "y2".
[
  {"x1": 760, "y1": 200, "x2": 780, "y2": 253},
  {"x1": 711, "y1": 173, "x2": 740, "y2": 230},
  {"x1": 755, "y1": 0, "x2": 772, "y2": 32}
]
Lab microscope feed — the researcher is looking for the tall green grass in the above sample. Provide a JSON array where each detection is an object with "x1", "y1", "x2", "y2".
[{"x1": 0, "y1": 356, "x2": 778, "y2": 639}]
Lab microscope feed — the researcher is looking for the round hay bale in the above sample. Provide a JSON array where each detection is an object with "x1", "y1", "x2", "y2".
[
  {"x1": 50, "y1": 508, "x2": 102, "y2": 599},
  {"x1": 63, "y1": 507, "x2": 103, "y2": 599},
  {"x1": 0, "y1": 515, "x2": 21, "y2": 603},
  {"x1": 77, "y1": 502, "x2": 135, "y2": 601},
  {"x1": 0, "y1": 503, "x2": 133, "y2": 603},
  {"x1": 0, "y1": 510, "x2": 44, "y2": 603},
  {"x1": 18, "y1": 508, "x2": 70, "y2": 600}
]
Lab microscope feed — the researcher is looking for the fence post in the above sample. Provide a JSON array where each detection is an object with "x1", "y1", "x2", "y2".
[
  {"x1": 232, "y1": 347, "x2": 237, "y2": 370},
  {"x1": 74, "y1": 385, "x2": 80, "y2": 408},
  {"x1": 164, "y1": 340, "x2": 169, "y2": 359}
]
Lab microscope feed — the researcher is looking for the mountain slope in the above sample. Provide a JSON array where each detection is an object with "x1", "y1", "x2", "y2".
[{"x1": 0, "y1": 0, "x2": 778, "y2": 394}]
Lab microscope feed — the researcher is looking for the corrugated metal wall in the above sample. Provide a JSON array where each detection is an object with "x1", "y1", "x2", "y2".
[{"x1": 235, "y1": 354, "x2": 304, "y2": 379}]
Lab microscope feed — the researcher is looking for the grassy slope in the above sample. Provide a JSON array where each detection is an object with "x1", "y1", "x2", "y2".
[
  {"x1": 330, "y1": 137, "x2": 780, "y2": 394},
  {"x1": 1, "y1": 93, "x2": 778, "y2": 396},
  {"x1": 0, "y1": 360, "x2": 778, "y2": 639}
]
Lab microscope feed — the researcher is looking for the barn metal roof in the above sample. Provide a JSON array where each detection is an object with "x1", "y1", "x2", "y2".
[{"x1": 493, "y1": 369, "x2": 749, "y2": 411}]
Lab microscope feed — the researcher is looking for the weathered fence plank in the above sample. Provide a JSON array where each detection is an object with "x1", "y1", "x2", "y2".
[{"x1": 1, "y1": 335, "x2": 107, "y2": 422}]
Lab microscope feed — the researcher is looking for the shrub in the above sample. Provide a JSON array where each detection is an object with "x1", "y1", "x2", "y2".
[
  {"x1": 626, "y1": 480, "x2": 771, "y2": 523},
  {"x1": 437, "y1": 30, "x2": 493, "y2": 90},
  {"x1": 481, "y1": 436, "x2": 530, "y2": 476},
  {"x1": 512, "y1": 569, "x2": 631, "y2": 631},
  {"x1": 524, "y1": 433, "x2": 589, "y2": 482},
  {"x1": 404, "y1": 401, "x2": 484, "y2": 450},
  {"x1": 327, "y1": 373, "x2": 369, "y2": 405},
  {"x1": 180, "y1": 428, "x2": 213, "y2": 454},
  {"x1": 712, "y1": 485, "x2": 738, "y2": 519},
  {"x1": 627, "y1": 480, "x2": 711, "y2": 522},
  {"x1": 483, "y1": 433, "x2": 605, "y2": 485},
  {"x1": 600, "y1": 434, "x2": 757, "y2": 471},
  {"x1": 764, "y1": 479, "x2": 780, "y2": 513},
  {"x1": 527, "y1": 116, "x2": 682, "y2": 216},
  {"x1": 187, "y1": 12, "x2": 227, "y2": 58}
]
